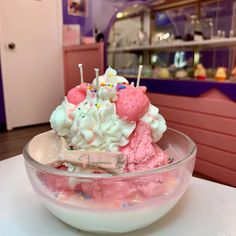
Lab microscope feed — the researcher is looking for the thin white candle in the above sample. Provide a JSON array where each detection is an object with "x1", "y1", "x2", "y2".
[
  {"x1": 78, "y1": 64, "x2": 84, "y2": 84},
  {"x1": 95, "y1": 68, "x2": 99, "y2": 101},
  {"x1": 136, "y1": 65, "x2": 143, "y2": 87}
]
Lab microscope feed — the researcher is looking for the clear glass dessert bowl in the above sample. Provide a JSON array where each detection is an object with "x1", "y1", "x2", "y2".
[{"x1": 23, "y1": 128, "x2": 197, "y2": 234}]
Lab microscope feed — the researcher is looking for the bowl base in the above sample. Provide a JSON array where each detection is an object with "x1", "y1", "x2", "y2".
[{"x1": 42, "y1": 195, "x2": 181, "y2": 233}]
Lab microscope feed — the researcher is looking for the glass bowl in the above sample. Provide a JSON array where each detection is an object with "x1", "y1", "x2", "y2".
[{"x1": 23, "y1": 128, "x2": 196, "y2": 233}]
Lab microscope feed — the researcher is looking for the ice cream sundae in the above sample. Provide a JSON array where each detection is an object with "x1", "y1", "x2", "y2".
[
  {"x1": 31, "y1": 67, "x2": 168, "y2": 174},
  {"x1": 24, "y1": 66, "x2": 196, "y2": 233}
]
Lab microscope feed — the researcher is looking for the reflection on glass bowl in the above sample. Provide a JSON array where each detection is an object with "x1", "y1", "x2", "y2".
[{"x1": 24, "y1": 128, "x2": 197, "y2": 234}]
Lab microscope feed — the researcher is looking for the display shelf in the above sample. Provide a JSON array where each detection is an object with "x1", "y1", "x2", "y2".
[
  {"x1": 108, "y1": 37, "x2": 236, "y2": 53},
  {"x1": 106, "y1": 0, "x2": 236, "y2": 95},
  {"x1": 121, "y1": 75, "x2": 236, "y2": 83},
  {"x1": 126, "y1": 77, "x2": 236, "y2": 101}
]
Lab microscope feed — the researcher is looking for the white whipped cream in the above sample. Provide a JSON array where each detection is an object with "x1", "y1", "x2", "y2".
[
  {"x1": 93, "y1": 67, "x2": 129, "y2": 86},
  {"x1": 49, "y1": 68, "x2": 167, "y2": 151},
  {"x1": 98, "y1": 86, "x2": 117, "y2": 102},
  {"x1": 140, "y1": 104, "x2": 167, "y2": 142},
  {"x1": 70, "y1": 97, "x2": 136, "y2": 152},
  {"x1": 49, "y1": 98, "x2": 76, "y2": 136},
  {"x1": 91, "y1": 67, "x2": 129, "y2": 102}
]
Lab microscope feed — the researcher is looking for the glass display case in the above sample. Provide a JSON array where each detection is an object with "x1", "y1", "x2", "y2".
[
  {"x1": 104, "y1": 0, "x2": 236, "y2": 188},
  {"x1": 107, "y1": 0, "x2": 236, "y2": 84}
]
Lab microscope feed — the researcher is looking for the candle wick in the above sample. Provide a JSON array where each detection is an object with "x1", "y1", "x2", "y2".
[
  {"x1": 136, "y1": 65, "x2": 143, "y2": 87},
  {"x1": 78, "y1": 64, "x2": 84, "y2": 84}
]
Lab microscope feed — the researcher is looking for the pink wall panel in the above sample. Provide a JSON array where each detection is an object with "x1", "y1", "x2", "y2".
[
  {"x1": 63, "y1": 43, "x2": 104, "y2": 94},
  {"x1": 197, "y1": 144, "x2": 236, "y2": 171},
  {"x1": 167, "y1": 121, "x2": 236, "y2": 154},
  {"x1": 195, "y1": 159, "x2": 236, "y2": 187},
  {"x1": 158, "y1": 106, "x2": 236, "y2": 136},
  {"x1": 147, "y1": 91, "x2": 236, "y2": 187},
  {"x1": 148, "y1": 92, "x2": 236, "y2": 119}
]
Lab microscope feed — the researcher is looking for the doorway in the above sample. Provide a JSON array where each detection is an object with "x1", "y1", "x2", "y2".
[{"x1": 0, "y1": 0, "x2": 64, "y2": 130}]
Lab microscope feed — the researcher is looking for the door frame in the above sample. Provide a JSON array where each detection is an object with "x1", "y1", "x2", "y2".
[{"x1": 0, "y1": 0, "x2": 64, "y2": 130}]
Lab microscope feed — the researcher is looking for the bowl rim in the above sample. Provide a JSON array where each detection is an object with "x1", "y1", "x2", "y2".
[{"x1": 23, "y1": 128, "x2": 197, "y2": 179}]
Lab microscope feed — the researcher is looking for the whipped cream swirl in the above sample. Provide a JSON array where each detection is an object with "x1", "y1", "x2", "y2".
[
  {"x1": 93, "y1": 67, "x2": 128, "y2": 86},
  {"x1": 49, "y1": 68, "x2": 167, "y2": 153},
  {"x1": 49, "y1": 98, "x2": 76, "y2": 136},
  {"x1": 70, "y1": 96, "x2": 136, "y2": 152},
  {"x1": 140, "y1": 104, "x2": 167, "y2": 142}
]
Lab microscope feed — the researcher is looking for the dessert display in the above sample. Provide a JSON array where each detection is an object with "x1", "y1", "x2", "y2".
[
  {"x1": 169, "y1": 64, "x2": 178, "y2": 75},
  {"x1": 206, "y1": 68, "x2": 216, "y2": 79},
  {"x1": 194, "y1": 64, "x2": 206, "y2": 80},
  {"x1": 187, "y1": 68, "x2": 194, "y2": 78},
  {"x1": 24, "y1": 66, "x2": 196, "y2": 233},
  {"x1": 152, "y1": 67, "x2": 170, "y2": 79},
  {"x1": 158, "y1": 67, "x2": 171, "y2": 78},
  {"x1": 142, "y1": 65, "x2": 153, "y2": 78},
  {"x1": 152, "y1": 66, "x2": 159, "y2": 78},
  {"x1": 215, "y1": 67, "x2": 227, "y2": 81},
  {"x1": 175, "y1": 69, "x2": 188, "y2": 79},
  {"x1": 231, "y1": 66, "x2": 236, "y2": 79}
]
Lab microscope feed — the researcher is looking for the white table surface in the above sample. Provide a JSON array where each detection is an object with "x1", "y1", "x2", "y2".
[{"x1": 0, "y1": 155, "x2": 236, "y2": 236}]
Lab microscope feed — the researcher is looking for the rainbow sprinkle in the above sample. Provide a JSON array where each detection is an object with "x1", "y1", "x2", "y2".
[
  {"x1": 95, "y1": 103, "x2": 101, "y2": 108},
  {"x1": 87, "y1": 85, "x2": 93, "y2": 90}
]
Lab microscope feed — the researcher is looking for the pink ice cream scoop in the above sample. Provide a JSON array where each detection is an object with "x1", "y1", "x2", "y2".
[
  {"x1": 77, "y1": 173, "x2": 166, "y2": 200},
  {"x1": 67, "y1": 83, "x2": 87, "y2": 105},
  {"x1": 120, "y1": 121, "x2": 168, "y2": 172},
  {"x1": 115, "y1": 85, "x2": 150, "y2": 121},
  {"x1": 38, "y1": 121, "x2": 169, "y2": 200}
]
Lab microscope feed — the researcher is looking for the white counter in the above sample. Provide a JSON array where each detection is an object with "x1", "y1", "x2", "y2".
[{"x1": 0, "y1": 155, "x2": 236, "y2": 236}]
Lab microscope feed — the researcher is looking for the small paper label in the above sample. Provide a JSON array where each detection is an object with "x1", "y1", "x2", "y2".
[{"x1": 60, "y1": 150, "x2": 125, "y2": 174}]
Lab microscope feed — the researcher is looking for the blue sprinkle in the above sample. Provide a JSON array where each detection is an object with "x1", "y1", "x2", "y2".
[
  {"x1": 116, "y1": 84, "x2": 126, "y2": 91},
  {"x1": 119, "y1": 85, "x2": 126, "y2": 89}
]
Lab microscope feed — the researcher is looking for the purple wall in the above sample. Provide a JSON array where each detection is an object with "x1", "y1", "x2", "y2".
[
  {"x1": 62, "y1": 0, "x2": 116, "y2": 36},
  {"x1": 62, "y1": 0, "x2": 92, "y2": 35},
  {"x1": 62, "y1": 0, "x2": 92, "y2": 36}
]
